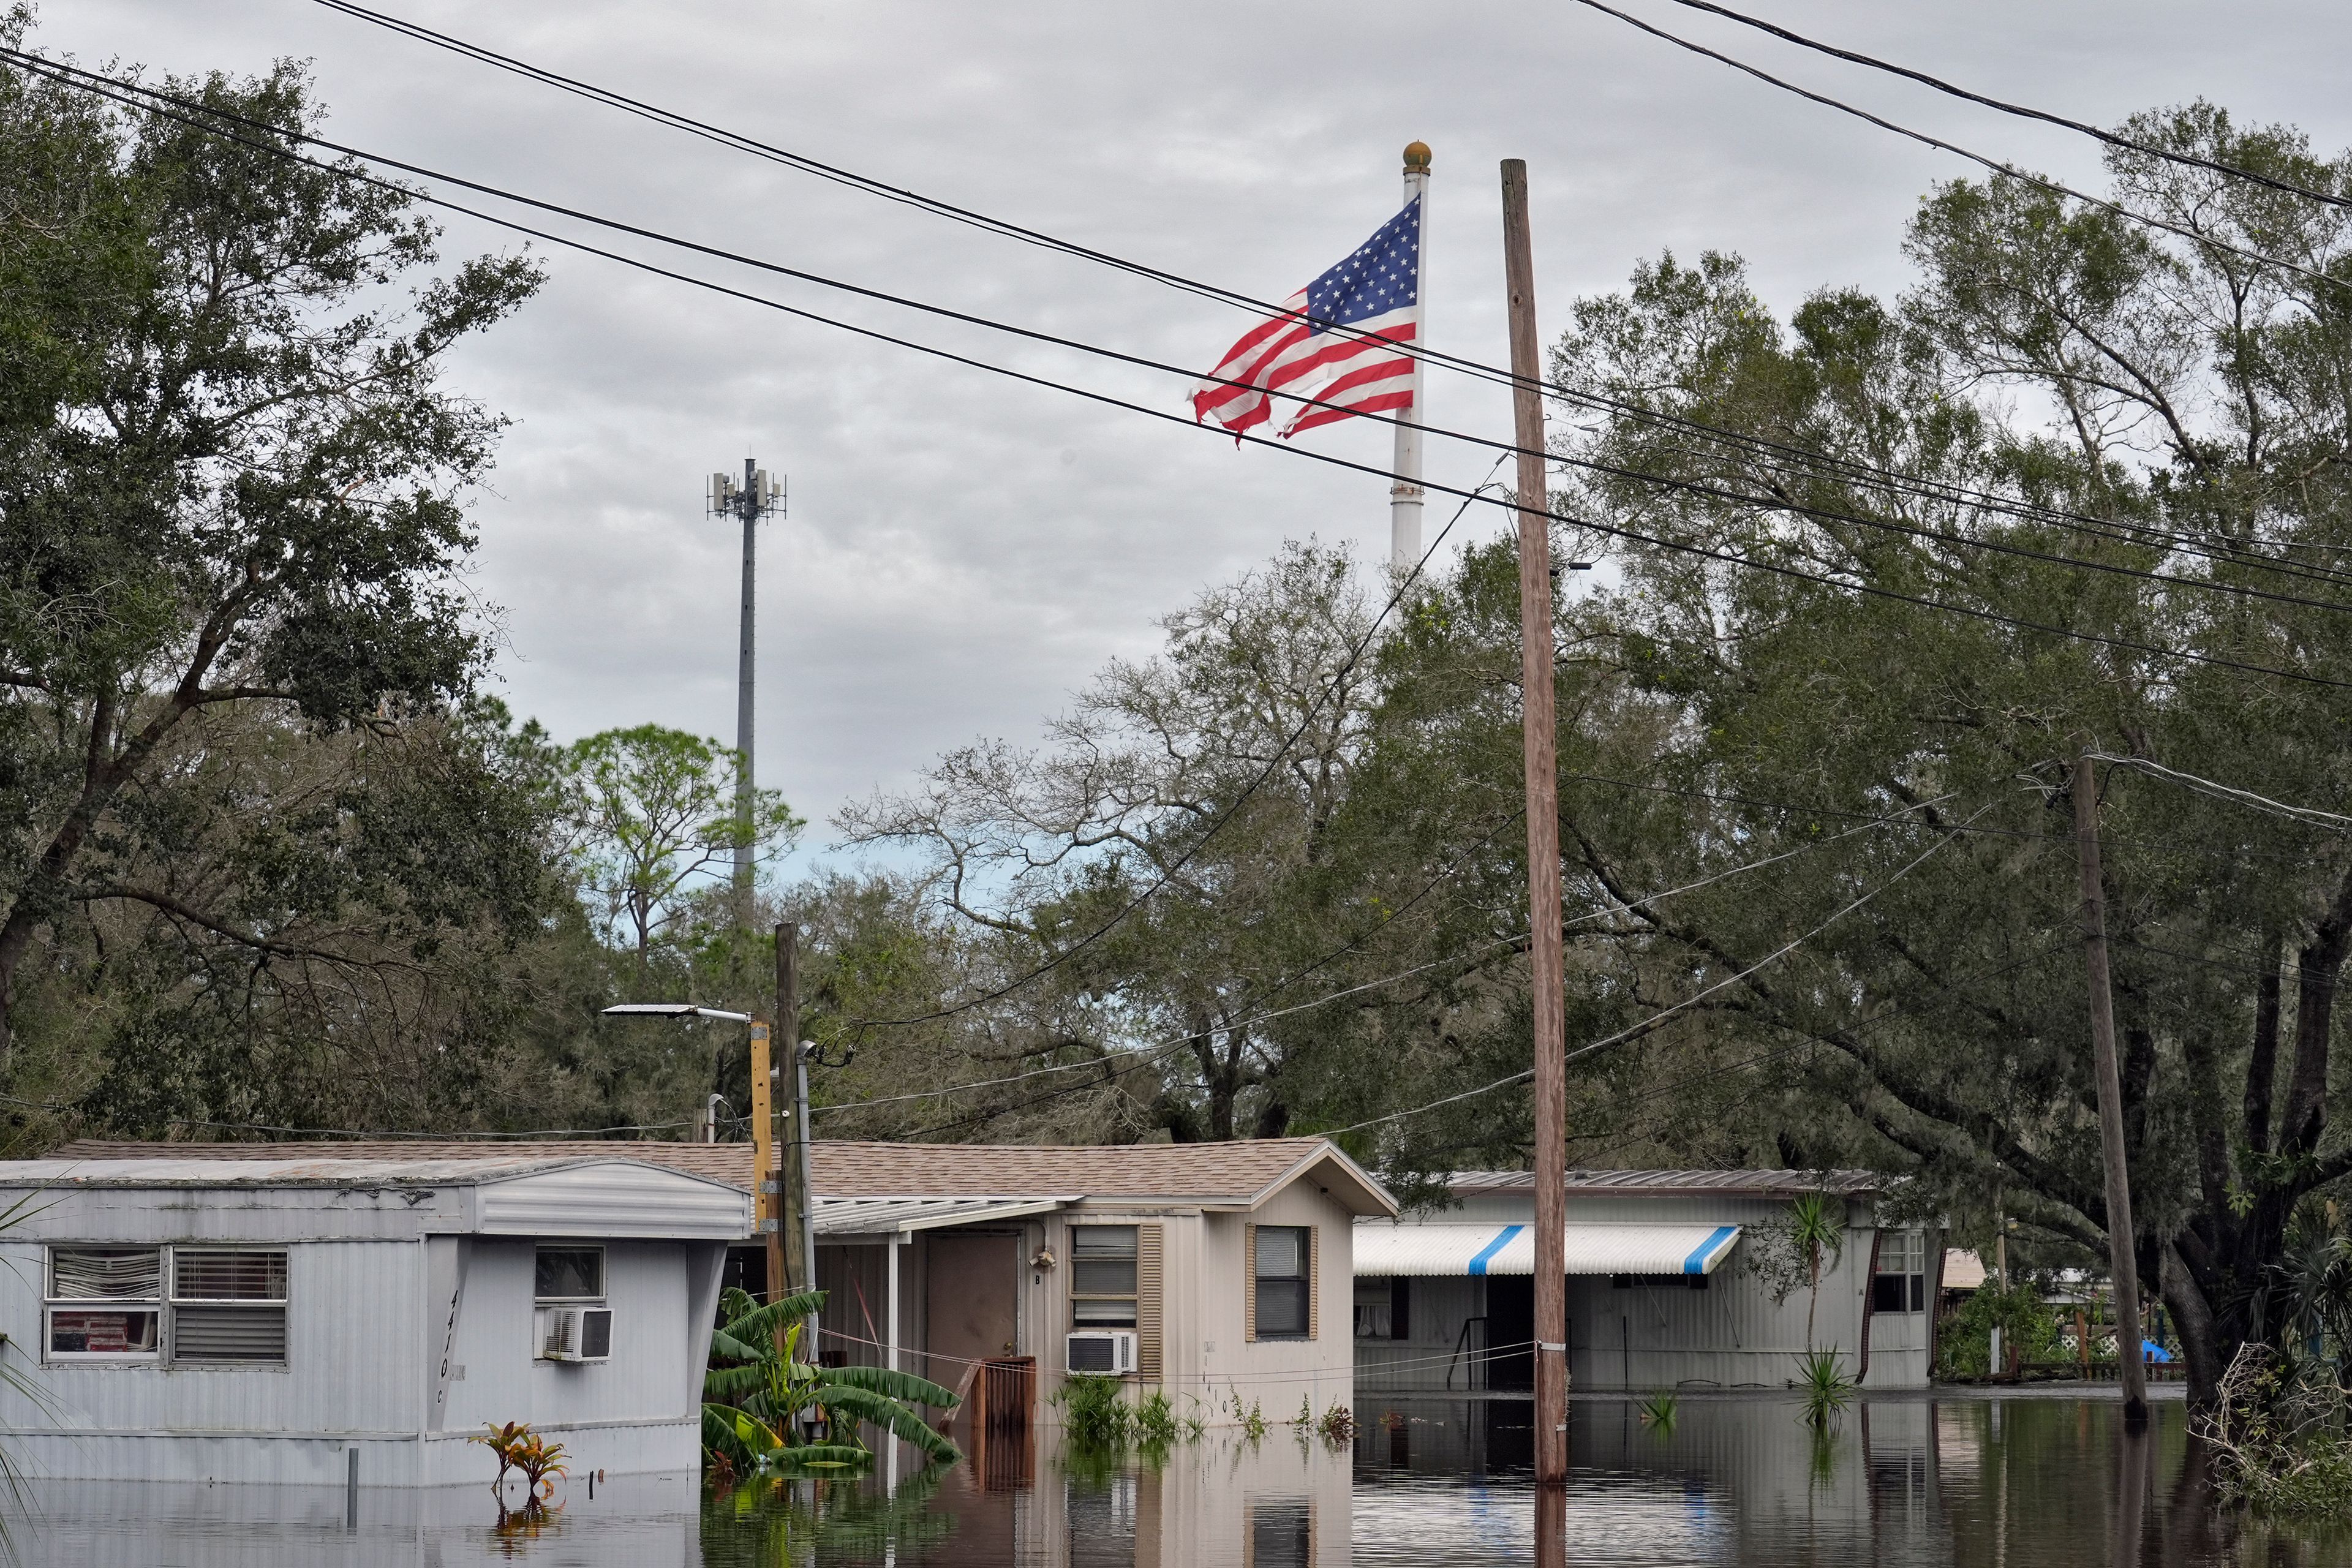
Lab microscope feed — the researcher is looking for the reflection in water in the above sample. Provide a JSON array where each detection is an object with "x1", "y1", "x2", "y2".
[{"x1": 12, "y1": 1396, "x2": 2352, "y2": 1564}]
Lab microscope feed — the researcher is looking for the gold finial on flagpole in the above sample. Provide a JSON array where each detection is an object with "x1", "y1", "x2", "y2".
[{"x1": 1403, "y1": 140, "x2": 1433, "y2": 173}]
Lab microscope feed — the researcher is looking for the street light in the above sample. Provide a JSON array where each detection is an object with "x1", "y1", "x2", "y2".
[{"x1": 601, "y1": 1002, "x2": 787, "y2": 1314}]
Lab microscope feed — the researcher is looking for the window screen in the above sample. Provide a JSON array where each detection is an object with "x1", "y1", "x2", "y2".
[
  {"x1": 535, "y1": 1246, "x2": 605, "y2": 1302},
  {"x1": 1254, "y1": 1226, "x2": 1311, "y2": 1340},
  {"x1": 1071, "y1": 1226, "x2": 1138, "y2": 1329}
]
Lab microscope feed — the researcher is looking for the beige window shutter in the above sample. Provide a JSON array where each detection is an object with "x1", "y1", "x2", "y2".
[
  {"x1": 1245, "y1": 1222, "x2": 1257, "y2": 1343},
  {"x1": 1137, "y1": 1223, "x2": 1164, "y2": 1380},
  {"x1": 1308, "y1": 1224, "x2": 1320, "y2": 1340}
]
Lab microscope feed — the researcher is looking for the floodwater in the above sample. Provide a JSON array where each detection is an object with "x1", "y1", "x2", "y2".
[{"x1": 13, "y1": 1391, "x2": 2350, "y2": 1566}]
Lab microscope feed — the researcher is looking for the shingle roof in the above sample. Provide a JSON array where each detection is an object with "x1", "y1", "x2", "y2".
[
  {"x1": 1447, "y1": 1169, "x2": 1883, "y2": 1199},
  {"x1": 47, "y1": 1136, "x2": 1398, "y2": 1214}
]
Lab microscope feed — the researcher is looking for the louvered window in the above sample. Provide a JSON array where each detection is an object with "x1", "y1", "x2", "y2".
[
  {"x1": 47, "y1": 1246, "x2": 288, "y2": 1365},
  {"x1": 171, "y1": 1250, "x2": 290, "y2": 1364}
]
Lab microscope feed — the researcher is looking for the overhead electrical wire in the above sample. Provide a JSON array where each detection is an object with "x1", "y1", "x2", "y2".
[
  {"x1": 1560, "y1": 0, "x2": 2352, "y2": 298},
  {"x1": 24, "y1": 49, "x2": 2341, "y2": 631},
  {"x1": 17, "y1": 46, "x2": 2352, "y2": 687},
  {"x1": 892, "y1": 795, "x2": 1953, "y2": 1139},
  {"x1": 1655, "y1": 0, "x2": 2352, "y2": 213},
  {"x1": 1319, "y1": 801, "x2": 1989, "y2": 1140},
  {"x1": 310, "y1": 0, "x2": 2352, "y2": 590}
]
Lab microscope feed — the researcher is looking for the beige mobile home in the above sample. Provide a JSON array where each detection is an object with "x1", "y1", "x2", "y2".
[{"x1": 809, "y1": 1137, "x2": 1396, "y2": 1424}]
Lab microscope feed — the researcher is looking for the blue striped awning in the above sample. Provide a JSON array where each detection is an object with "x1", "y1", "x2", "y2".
[{"x1": 1354, "y1": 1221, "x2": 1743, "y2": 1277}]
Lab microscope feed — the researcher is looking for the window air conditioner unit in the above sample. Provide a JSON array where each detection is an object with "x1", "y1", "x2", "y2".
[
  {"x1": 1065, "y1": 1330, "x2": 1137, "y2": 1375},
  {"x1": 539, "y1": 1307, "x2": 614, "y2": 1363}
]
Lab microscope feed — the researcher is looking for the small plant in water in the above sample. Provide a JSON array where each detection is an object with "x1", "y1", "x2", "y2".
[
  {"x1": 1135, "y1": 1389, "x2": 1181, "y2": 1447},
  {"x1": 1295, "y1": 1395, "x2": 1313, "y2": 1428},
  {"x1": 1055, "y1": 1373, "x2": 1135, "y2": 1448},
  {"x1": 1241, "y1": 1399, "x2": 1270, "y2": 1442},
  {"x1": 1316, "y1": 1401, "x2": 1357, "y2": 1443},
  {"x1": 470, "y1": 1421, "x2": 568, "y2": 1515},
  {"x1": 1637, "y1": 1390, "x2": 1679, "y2": 1433},
  {"x1": 1796, "y1": 1348, "x2": 1853, "y2": 1430}
]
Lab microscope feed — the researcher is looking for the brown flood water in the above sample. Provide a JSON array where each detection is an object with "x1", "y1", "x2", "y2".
[{"x1": 18, "y1": 1390, "x2": 2350, "y2": 1564}]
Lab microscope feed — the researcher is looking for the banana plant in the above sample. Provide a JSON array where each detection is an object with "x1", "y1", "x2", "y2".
[{"x1": 703, "y1": 1287, "x2": 962, "y2": 1471}]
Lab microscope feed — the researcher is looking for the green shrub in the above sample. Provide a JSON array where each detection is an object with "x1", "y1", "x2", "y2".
[
  {"x1": 1934, "y1": 1283, "x2": 2068, "y2": 1379},
  {"x1": 1055, "y1": 1374, "x2": 1134, "y2": 1448}
]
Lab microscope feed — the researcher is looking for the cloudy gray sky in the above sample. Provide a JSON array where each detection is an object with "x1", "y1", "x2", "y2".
[{"x1": 40, "y1": 1, "x2": 2352, "y2": 875}]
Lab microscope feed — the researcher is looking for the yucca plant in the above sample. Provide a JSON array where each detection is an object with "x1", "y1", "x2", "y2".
[
  {"x1": 1796, "y1": 1348, "x2": 1853, "y2": 1430},
  {"x1": 1637, "y1": 1390, "x2": 1679, "y2": 1434},
  {"x1": 702, "y1": 1287, "x2": 962, "y2": 1472}
]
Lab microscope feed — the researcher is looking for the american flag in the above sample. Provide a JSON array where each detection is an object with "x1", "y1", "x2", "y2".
[{"x1": 1193, "y1": 197, "x2": 1420, "y2": 440}]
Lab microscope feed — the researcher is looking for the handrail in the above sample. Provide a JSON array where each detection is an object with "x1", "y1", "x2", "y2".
[{"x1": 1447, "y1": 1315, "x2": 1491, "y2": 1391}]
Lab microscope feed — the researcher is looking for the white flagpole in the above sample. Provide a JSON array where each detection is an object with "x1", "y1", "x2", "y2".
[{"x1": 1390, "y1": 140, "x2": 1431, "y2": 571}]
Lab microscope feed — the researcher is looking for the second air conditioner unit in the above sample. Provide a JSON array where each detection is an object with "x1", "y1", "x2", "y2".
[
  {"x1": 1065, "y1": 1329, "x2": 1138, "y2": 1376},
  {"x1": 539, "y1": 1306, "x2": 615, "y2": 1363}
]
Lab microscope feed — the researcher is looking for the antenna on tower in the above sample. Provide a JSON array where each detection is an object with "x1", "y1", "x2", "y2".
[{"x1": 707, "y1": 457, "x2": 787, "y2": 928}]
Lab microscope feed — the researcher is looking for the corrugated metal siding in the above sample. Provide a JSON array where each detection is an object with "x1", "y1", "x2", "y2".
[
  {"x1": 0, "y1": 1240, "x2": 423, "y2": 1450},
  {"x1": 440, "y1": 1238, "x2": 696, "y2": 1434},
  {"x1": 474, "y1": 1167, "x2": 750, "y2": 1240}
]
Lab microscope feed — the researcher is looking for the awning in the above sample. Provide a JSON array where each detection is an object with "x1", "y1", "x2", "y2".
[
  {"x1": 811, "y1": 1195, "x2": 1074, "y2": 1240},
  {"x1": 1354, "y1": 1222, "x2": 1741, "y2": 1277}
]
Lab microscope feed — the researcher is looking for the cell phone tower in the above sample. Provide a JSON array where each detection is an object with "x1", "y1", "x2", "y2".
[{"x1": 706, "y1": 458, "x2": 786, "y2": 928}]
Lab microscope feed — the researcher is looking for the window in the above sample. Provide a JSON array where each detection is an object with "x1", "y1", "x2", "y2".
[
  {"x1": 1353, "y1": 1277, "x2": 1411, "y2": 1341},
  {"x1": 1872, "y1": 1231, "x2": 1926, "y2": 1314},
  {"x1": 1253, "y1": 1226, "x2": 1311, "y2": 1340},
  {"x1": 47, "y1": 1248, "x2": 161, "y2": 1360},
  {"x1": 47, "y1": 1246, "x2": 288, "y2": 1365},
  {"x1": 535, "y1": 1246, "x2": 605, "y2": 1302},
  {"x1": 172, "y1": 1250, "x2": 289, "y2": 1363},
  {"x1": 1070, "y1": 1226, "x2": 1138, "y2": 1329}
]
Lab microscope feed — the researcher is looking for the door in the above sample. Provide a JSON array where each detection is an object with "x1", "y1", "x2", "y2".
[
  {"x1": 1486, "y1": 1275, "x2": 1534, "y2": 1390},
  {"x1": 925, "y1": 1231, "x2": 1022, "y2": 1389}
]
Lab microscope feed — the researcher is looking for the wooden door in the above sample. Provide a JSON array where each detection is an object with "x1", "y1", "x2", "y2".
[{"x1": 925, "y1": 1231, "x2": 1022, "y2": 1389}]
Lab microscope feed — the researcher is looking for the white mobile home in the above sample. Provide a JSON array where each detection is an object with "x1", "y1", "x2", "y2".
[
  {"x1": 0, "y1": 1155, "x2": 750, "y2": 1485},
  {"x1": 1355, "y1": 1170, "x2": 1937, "y2": 1393}
]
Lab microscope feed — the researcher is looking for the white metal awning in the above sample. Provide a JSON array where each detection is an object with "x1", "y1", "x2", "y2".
[
  {"x1": 811, "y1": 1195, "x2": 1074, "y2": 1240},
  {"x1": 1354, "y1": 1222, "x2": 1743, "y2": 1278}
]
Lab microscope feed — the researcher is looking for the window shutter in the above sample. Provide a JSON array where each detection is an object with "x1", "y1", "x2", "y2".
[
  {"x1": 1244, "y1": 1223, "x2": 1257, "y2": 1343},
  {"x1": 1137, "y1": 1224, "x2": 1164, "y2": 1379},
  {"x1": 1307, "y1": 1226, "x2": 1320, "y2": 1341}
]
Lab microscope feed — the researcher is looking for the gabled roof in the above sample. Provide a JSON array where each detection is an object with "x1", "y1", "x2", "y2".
[
  {"x1": 48, "y1": 1136, "x2": 1400, "y2": 1216},
  {"x1": 1445, "y1": 1169, "x2": 1883, "y2": 1200}
]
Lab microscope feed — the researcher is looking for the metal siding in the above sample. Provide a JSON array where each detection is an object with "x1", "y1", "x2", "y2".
[
  {"x1": 0, "y1": 1240, "x2": 423, "y2": 1464},
  {"x1": 473, "y1": 1167, "x2": 751, "y2": 1239}
]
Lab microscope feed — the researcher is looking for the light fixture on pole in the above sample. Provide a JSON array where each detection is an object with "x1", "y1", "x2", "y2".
[
  {"x1": 601, "y1": 1002, "x2": 789, "y2": 1330},
  {"x1": 704, "y1": 459, "x2": 786, "y2": 928}
]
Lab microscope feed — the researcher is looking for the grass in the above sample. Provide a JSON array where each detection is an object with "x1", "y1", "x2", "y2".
[{"x1": 1637, "y1": 1390, "x2": 1679, "y2": 1434}]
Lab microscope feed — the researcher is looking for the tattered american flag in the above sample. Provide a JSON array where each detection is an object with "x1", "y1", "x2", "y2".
[{"x1": 1192, "y1": 197, "x2": 1420, "y2": 440}]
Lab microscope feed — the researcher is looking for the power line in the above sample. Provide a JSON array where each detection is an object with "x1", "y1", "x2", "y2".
[
  {"x1": 893, "y1": 796, "x2": 1950, "y2": 1139},
  {"x1": 1563, "y1": 0, "x2": 2352, "y2": 296},
  {"x1": 1655, "y1": 0, "x2": 2352, "y2": 213},
  {"x1": 2087, "y1": 752, "x2": 2352, "y2": 834},
  {"x1": 17, "y1": 51, "x2": 2352, "y2": 700},
  {"x1": 307, "y1": 1, "x2": 2352, "y2": 589},
  {"x1": 37, "y1": 50, "x2": 2343, "y2": 628},
  {"x1": 1318, "y1": 802, "x2": 1987, "y2": 1140}
]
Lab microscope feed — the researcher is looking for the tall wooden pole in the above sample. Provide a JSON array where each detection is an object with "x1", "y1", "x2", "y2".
[
  {"x1": 1501, "y1": 157, "x2": 1569, "y2": 1486},
  {"x1": 2071, "y1": 744, "x2": 2148, "y2": 1423},
  {"x1": 775, "y1": 921, "x2": 804, "y2": 1311}
]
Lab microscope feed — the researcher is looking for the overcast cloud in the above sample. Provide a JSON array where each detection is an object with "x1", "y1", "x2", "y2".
[{"x1": 37, "y1": 1, "x2": 2352, "y2": 875}]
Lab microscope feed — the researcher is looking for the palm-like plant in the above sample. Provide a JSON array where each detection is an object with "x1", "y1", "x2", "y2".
[
  {"x1": 702, "y1": 1288, "x2": 962, "y2": 1472},
  {"x1": 1788, "y1": 1194, "x2": 1845, "y2": 1352}
]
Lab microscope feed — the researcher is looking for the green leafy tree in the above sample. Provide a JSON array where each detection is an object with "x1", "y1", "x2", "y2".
[
  {"x1": 0, "y1": 31, "x2": 543, "y2": 1084},
  {"x1": 561, "y1": 725, "x2": 800, "y2": 960},
  {"x1": 701, "y1": 1288, "x2": 959, "y2": 1470}
]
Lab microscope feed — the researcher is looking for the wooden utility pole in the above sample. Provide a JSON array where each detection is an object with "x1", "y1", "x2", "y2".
[
  {"x1": 776, "y1": 921, "x2": 808, "y2": 1305},
  {"x1": 1501, "y1": 156, "x2": 1569, "y2": 1487},
  {"x1": 748, "y1": 1016, "x2": 782, "y2": 1341},
  {"x1": 2071, "y1": 744, "x2": 2149, "y2": 1423}
]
